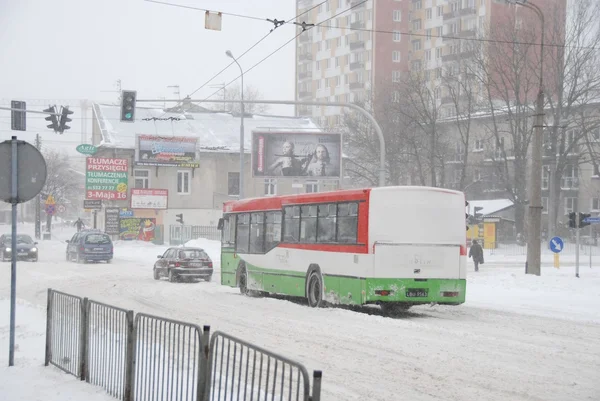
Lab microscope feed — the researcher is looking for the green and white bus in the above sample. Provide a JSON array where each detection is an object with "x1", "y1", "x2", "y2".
[{"x1": 218, "y1": 186, "x2": 467, "y2": 314}]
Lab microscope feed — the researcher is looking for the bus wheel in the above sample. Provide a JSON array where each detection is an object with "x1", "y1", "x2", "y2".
[
  {"x1": 238, "y1": 267, "x2": 249, "y2": 296},
  {"x1": 381, "y1": 303, "x2": 411, "y2": 316},
  {"x1": 306, "y1": 272, "x2": 324, "y2": 308}
]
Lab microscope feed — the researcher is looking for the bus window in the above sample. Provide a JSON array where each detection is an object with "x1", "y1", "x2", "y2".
[
  {"x1": 283, "y1": 206, "x2": 300, "y2": 242},
  {"x1": 337, "y1": 202, "x2": 358, "y2": 243},
  {"x1": 236, "y1": 213, "x2": 250, "y2": 253},
  {"x1": 249, "y1": 213, "x2": 265, "y2": 253},
  {"x1": 222, "y1": 215, "x2": 236, "y2": 247},
  {"x1": 317, "y1": 204, "x2": 337, "y2": 243},
  {"x1": 265, "y1": 211, "x2": 282, "y2": 251},
  {"x1": 300, "y1": 205, "x2": 318, "y2": 243}
]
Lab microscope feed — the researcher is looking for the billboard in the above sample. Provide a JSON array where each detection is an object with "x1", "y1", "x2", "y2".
[
  {"x1": 104, "y1": 207, "x2": 121, "y2": 235},
  {"x1": 131, "y1": 189, "x2": 168, "y2": 209},
  {"x1": 136, "y1": 135, "x2": 199, "y2": 168},
  {"x1": 86, "y1": 158, "x2": 129, "y2": 200},
  {"x1": 251, "y1": 131, "x2": 342, "y2": 178},
  {"x1": 119, "y1": 217, "x2": 156, "y2": 241}
]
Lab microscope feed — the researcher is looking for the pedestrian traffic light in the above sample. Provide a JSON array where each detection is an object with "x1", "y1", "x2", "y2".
[
  {"x1": 176, "y1": 213, "x2": 184, "y2": 224},
  {"x1": 568, "y1": 212, "x2": 577, "y2": 228},
  {"x1": 120, "y1": 90, "x2": 137, "y2": 122},
  {"x1": 579, "y1": 213, "x2": 591, "y2": 229},
  {"x1": 474, "y1": 206, "x2": 483, "y2": 221},
  {"x1": 58, "y1": 106, "x2": 74, "y2": 134},
  {"x1": 44, "y1": 106, "x2": 59, "y2": 132}
]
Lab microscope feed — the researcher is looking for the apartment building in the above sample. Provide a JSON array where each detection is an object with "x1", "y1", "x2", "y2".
[{"x1": 295, "y1": 0, "x2": 565, "y2": 125}]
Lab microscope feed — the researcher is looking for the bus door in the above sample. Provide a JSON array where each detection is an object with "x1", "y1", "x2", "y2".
[{"x1": 373, "y1": 242, "x2": 461, "y2": 279}]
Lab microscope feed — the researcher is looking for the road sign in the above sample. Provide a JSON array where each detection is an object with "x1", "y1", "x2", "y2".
[
  {"x1": 549, "y1": 236, "x2": 564, "y2": 253},
  {"x1": 583, "y1": 216, "x2": 600, "y2": 224},
  {"x1": 57, "y1": 204, "x2": 66, "y2": 214},
  {"x1": 45, "y1": 204, "x2": 56, "y2": 215},
  {"x1": 83, "y1": 199, "x2": 102, "y2": 210},
  {"x1": 0, "y1": 139, "x2": 47, "y2": 204},
  {"x1": 45, "y1": 194, "x2": 56, "y2": 205}
]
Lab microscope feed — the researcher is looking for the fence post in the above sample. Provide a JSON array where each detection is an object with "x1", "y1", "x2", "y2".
[
  {"x1": 311, "y1": 371, "x2": 322, "y2": 401},
  {"x1": 44, "y1": 288, "x2": 53, "y2": 366},
  {"x1": 198, "y1": 325, "x2": 211, "y2": 401},
  {"x1": 80, "y1": 297, "x2": 89, "y2": 381},
  {"x1": 124, "y1": 310, "x2": 135, "y2": 401}
]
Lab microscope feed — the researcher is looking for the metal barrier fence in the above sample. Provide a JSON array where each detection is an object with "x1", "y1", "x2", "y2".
[
  {"x1": 206, "y1": 331, "x2": 320, "y2": 401},
  {"x1": 45, "y1": 289, "x2": 86, "y2": 378},
  {"x1": 44, "y1": 289, "x2": 322, "y2": 401},
  {"x1": 132, "y1": 313, "x2": 210, "y2": 401},
  {"x1": 86, "y1": 300, "x2": 135, "y2": 400},
  {"x1": 482, "y1": 242, "x2": 600, "y2": 257},
  {"x1": 169, "y1": 225, "x2": 220, "y2": 245}
]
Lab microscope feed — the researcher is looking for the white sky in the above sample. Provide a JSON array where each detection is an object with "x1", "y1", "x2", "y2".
[{"x1": 0, "y1": 0, "x2": 299, "y2": 118}]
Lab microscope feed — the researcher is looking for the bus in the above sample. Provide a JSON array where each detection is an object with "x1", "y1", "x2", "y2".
[{"x1": 218, "y1": 186, "x2": 467, "y2": 314}]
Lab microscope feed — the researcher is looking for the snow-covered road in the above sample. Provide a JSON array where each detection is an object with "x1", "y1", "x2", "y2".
[{"x1": 1, "y1": 226, "x2": 599, "y2": 401}]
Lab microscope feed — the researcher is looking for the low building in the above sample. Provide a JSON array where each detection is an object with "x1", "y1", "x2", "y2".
[{"x1": 90, "y1": 103, "x2": 337, "y2": 243}]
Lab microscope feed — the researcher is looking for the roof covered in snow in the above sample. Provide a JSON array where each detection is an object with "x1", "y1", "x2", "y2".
[
  {"x1": 468, "y1": 199, "x2": 514, "y2": 216},
  {"x1": 92, "y1": 103, "x2": 322, "y2": 152}
]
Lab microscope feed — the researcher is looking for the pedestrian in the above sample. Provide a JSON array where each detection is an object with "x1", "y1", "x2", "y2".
[
  {"x1": 468, "y1": 239, "x2": 484, "y2": 272},
  {"x1": 73, "y1": 218, "x2": 85, "y2": 232}
]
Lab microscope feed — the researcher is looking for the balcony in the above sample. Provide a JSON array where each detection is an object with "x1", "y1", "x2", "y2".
[
  {"x1": 460, "y1": 7, "x2": 477, "y2": 17},
  {"x1": 350, "y1": 0, "x2": 365, "y2": 8},
  {"x1": 442, "y1": 53, "x2": 460, "y2": 62},
  {"x1": 349, "y1": 40, "x2": 365, "y2": 51},
  {"x1": 349, "y1": 82, "x2": 364, "y2": 90},
  {"x1": 349, "y1": 61, "x2": 365, "y2": 71},
  {"x1": 298, "y1": 71, "x2": 311, "y2": 80},
  {"x1": 351, "y1": 20, "x2": 365, "y2": 29},
  {"x1": 457, "y1": 29, "x2": 476, "y2": 39},
  {"x1": 443, "y1": 11, "x2": 460, "y2": 21},
  {"x1": 298, "y1": 53, "x2": 313, "y2": 62},
  {"x1": 298, "y1": 91, "x2": 312, "y2": 98}
]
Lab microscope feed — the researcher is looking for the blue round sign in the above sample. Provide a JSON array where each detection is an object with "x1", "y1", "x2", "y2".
[{"x1": 549, "y1": 236, "x2": 564, "y2": 253}]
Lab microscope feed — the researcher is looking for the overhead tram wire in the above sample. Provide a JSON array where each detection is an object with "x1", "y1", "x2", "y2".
[{"x1": 192, "y1": 0, "x2": 369, "y2": 108}]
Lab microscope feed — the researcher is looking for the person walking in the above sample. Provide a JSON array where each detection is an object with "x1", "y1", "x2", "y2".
[
  {"x1": 73, "y1": 218, "x2": 85, "y2": 232},
  {"x1": 468, "y1": 239, "x2": 484, "y2": 272}
]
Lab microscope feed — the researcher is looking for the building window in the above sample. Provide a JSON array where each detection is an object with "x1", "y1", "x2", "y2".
[
  {"x1": 436, "y1": 48, "x2": 443, "y2": 59},
  {"x1": 542, "y1": 197, "x2": 548, "y2": 214},
  {"x1": 425, "y1": 49, "x2": 431, "y2": 61},
  {"x1": 306, "y1": 180, "x2": 319, "y2": 193},
  {"x1": 592, "y1": 198, "x2": 600, "y2": 211},
  {"x1": 412, "y1": 19, "x2": 421, "y2": 30},
  {"x1": 437, "y1": 6, "x2": 443, "y2": 17},
  {"x1": 474, "y1": 139, "x2": 484, "y2": 151},
  {"x1": 392, "y1": 51, "x2": 401, "y2": 62},
  {"x1": 133, "y1": 169, "x2": 150, "y2": 189},
  {"x1": 565, "y1": 197, "x2": 577, "y2": 215},
  {"x1": 393, "y1": 10, "x2": 401, "y2": 21},
  {"x1": 412, "y1": 40, "x2": 421, "y2": 51},
  {"x1": 393, "y1": 31, "x2": 401, "y2": 42},
  {"x1": 426, "y1": 29, "x2": 432, "y2": 40},
  {"x1": 228, "y1": 172, "x2": 240, "y2": 196},
  {"x1": 426, "y1": 8, "x2": 432, "y2": 19},
  {"x1": 264, "y1": 178, "x2": 277, "y2": 196},
  {"x1": 392, "y1": 70, "x2": 401, "y2": 82},
  {"x1": 561, "y1": 165, "x2": 579, "y2": 189},
  {"x1": 542, "y1": 165, "x2": 549, "y2": 190},
  {"x1": 177, "y1": 171, "x2": 191, "y2": 194}
]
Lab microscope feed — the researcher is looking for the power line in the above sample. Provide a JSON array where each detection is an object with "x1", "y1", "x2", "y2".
[{"x1": 144, "y1": 0, "x2": 269, "y2": 23}]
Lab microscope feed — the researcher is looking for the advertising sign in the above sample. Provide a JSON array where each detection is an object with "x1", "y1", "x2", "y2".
[
  {"x1": 76, "y1": 144, "x2": 98, "y2": 155},
  {"x1": 86, "y1": 157, "x2": 129, "y2": 200},
  {"x1": 83, "y1": 199, "x2": 102, "y2": 210},
  {"x1": 120, "y1": 209, "x2": 134, "y2": 218},
  {"x1": 104, "y1": 207, "x2": 121, "y2": 235},
  {"x1": 119, "y1": 217, "x2": 156, "y2": 241},
  {"x1": 136, "y1": 135, "x2": 199, "y2": 167},
  {"x1": 131, "y1": 189, "x2": 168, "y2": 209},
  {"x1": 251, "y1": 131, "x2": 342, "y2": 178}
]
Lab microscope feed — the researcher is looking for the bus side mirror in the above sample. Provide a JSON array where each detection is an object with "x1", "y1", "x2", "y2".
[{"x1": 217, "y1": 218, "x2": 224, "y2": 230}]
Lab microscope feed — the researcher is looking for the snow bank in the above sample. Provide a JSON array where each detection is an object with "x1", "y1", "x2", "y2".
[
  {"x1": 184, "y1": 238, "x2": 222, "y2": 260},
  {"x1": 0, "y1": 299, "x2": 114, "y2": 401}
]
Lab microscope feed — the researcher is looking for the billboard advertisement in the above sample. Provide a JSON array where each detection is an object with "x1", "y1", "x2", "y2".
[
  {"x1": 104, "y1": 207, "x2": 121, "y2": 235},
  {"x1": 136, "y1": 135, "x2": 199, "y2": 168},
  {"x1": 251, "y1": 131, "x2": 342, "y2": 178},
  {"x1": 131, "y1": 189, "x2": 168, "y2": 209},
  {"x1": 119, "y1": 217, "x2": 156, "y2": 241},
  {"x1": 86, "y1": 158, "x2": 129, "y2": 200}
]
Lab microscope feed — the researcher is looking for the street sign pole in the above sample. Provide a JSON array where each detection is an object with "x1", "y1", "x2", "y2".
[
  {"x1": 9, "y1": 137, "x2": 18, "y2": 367},
  {"x1": 576, "y1": 215, "x2": 580, "y2": 278}
]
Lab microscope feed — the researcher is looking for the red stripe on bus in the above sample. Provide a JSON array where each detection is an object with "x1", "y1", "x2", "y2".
[{"x1": 278, "y1": 243, "x2": 369, "y2": 254}]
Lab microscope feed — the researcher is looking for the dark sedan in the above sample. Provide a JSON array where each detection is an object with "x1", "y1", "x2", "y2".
[
  {"x1": 154, "y1": 247, "x2": 213, "y2": 282},
  {"x1": 0, "y1": 234, "x2": 39, "y2": 262}
]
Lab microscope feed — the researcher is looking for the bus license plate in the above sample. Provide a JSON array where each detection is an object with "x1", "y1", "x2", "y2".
[{"x1": 406, "y1": 289, "x2": 428, "y2": 298}]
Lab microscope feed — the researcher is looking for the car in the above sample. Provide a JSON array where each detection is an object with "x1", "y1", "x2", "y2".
[
  {"x1": 0, "y1": 234, "x2": 39, "y2": 262},
  {"x1": 154, "y1": 247, "x2": 213, "y2": 283},
  {"x1": 66, "y1": 230, "x2": 113, "y2": 263}
]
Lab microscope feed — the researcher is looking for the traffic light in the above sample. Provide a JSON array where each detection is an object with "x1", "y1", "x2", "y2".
[
  {"x1": 474, "y1": 206, "x2": 483, "y2": 221},
  {"x1": 120, "y1": 90, "x2": 137, "y2": 122},
  {"x1": 58, "y1": 106, "x2": 74, "y2": 134},
  {"x1": 176, "y1": 213, "x2": 184, "y2": 225},
  {"x1": 44, "y1": 106, "x2": 59, "y2": 132},
  {"x1": 11, "y1": 100, "x2": 26, "y2": 131},
  {"x1": 579, "y1": 213, "x2": 591, "y2": 229},
  {"x1": 568, "y1": 212, "x2": 577, "y2": 228}
]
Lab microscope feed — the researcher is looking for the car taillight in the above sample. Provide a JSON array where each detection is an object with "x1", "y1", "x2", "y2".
[
  {"x1": 175, "y1": 262, "x2": 181, "y2": 267},
  {"x1": 208, "y1": 262, "x2": 213, "y2": 268},
  {"x1": 79, "y1": 245, "x2": 85, "y2": 252}
]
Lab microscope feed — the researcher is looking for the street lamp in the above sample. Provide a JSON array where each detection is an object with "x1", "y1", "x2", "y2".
[
  {"x1": 226, "y1": 50, "x2": 245, "y2": 199},
  {"x1": 502, "y1": 0, "x2": 545, "y2": 275}
]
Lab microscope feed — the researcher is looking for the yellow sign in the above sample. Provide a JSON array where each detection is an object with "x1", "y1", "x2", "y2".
[
  {"x1": 483, "y1": 222, "x2": 496, "y2": 249},
  {"x1": 45, "y1": 195, "x2": 56, "y2": 205},
  {"x1": 554, "y1": 253, "x2": 560, "y2": 269}
]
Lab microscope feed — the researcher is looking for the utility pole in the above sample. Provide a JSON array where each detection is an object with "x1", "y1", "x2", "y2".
[{"x1": 35, "y1": 134, "x2": 41, "y2": 240}]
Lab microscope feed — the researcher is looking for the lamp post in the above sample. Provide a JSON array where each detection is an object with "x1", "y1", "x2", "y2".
[
  {"x1": 503, "y1": 0, "x2": 545, "y2": 275},
  {"x1": 226, "y1": 50, "x2": 245, "y2": 199}
]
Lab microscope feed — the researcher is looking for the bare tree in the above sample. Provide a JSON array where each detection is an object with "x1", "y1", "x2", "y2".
[{"x1": 211, "y1": 84, "x2": 270, "y2": 114}]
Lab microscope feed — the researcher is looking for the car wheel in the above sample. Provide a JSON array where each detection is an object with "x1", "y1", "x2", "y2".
[
  {"x1": 153, "y1": 268, "x2": 160, "y2": 280},
  {"x1": 306, "y1": 272, "x2": 324, "y2": 308},
  {"x1": 168, "y1": 269, "x2": 177, "y2": 283},
  {"x1": 32, "y1": 257, "x2": 38, "y2": 262},
  {"x1": 205, "y1": 275, "x2": 212, "y2": 282}
]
